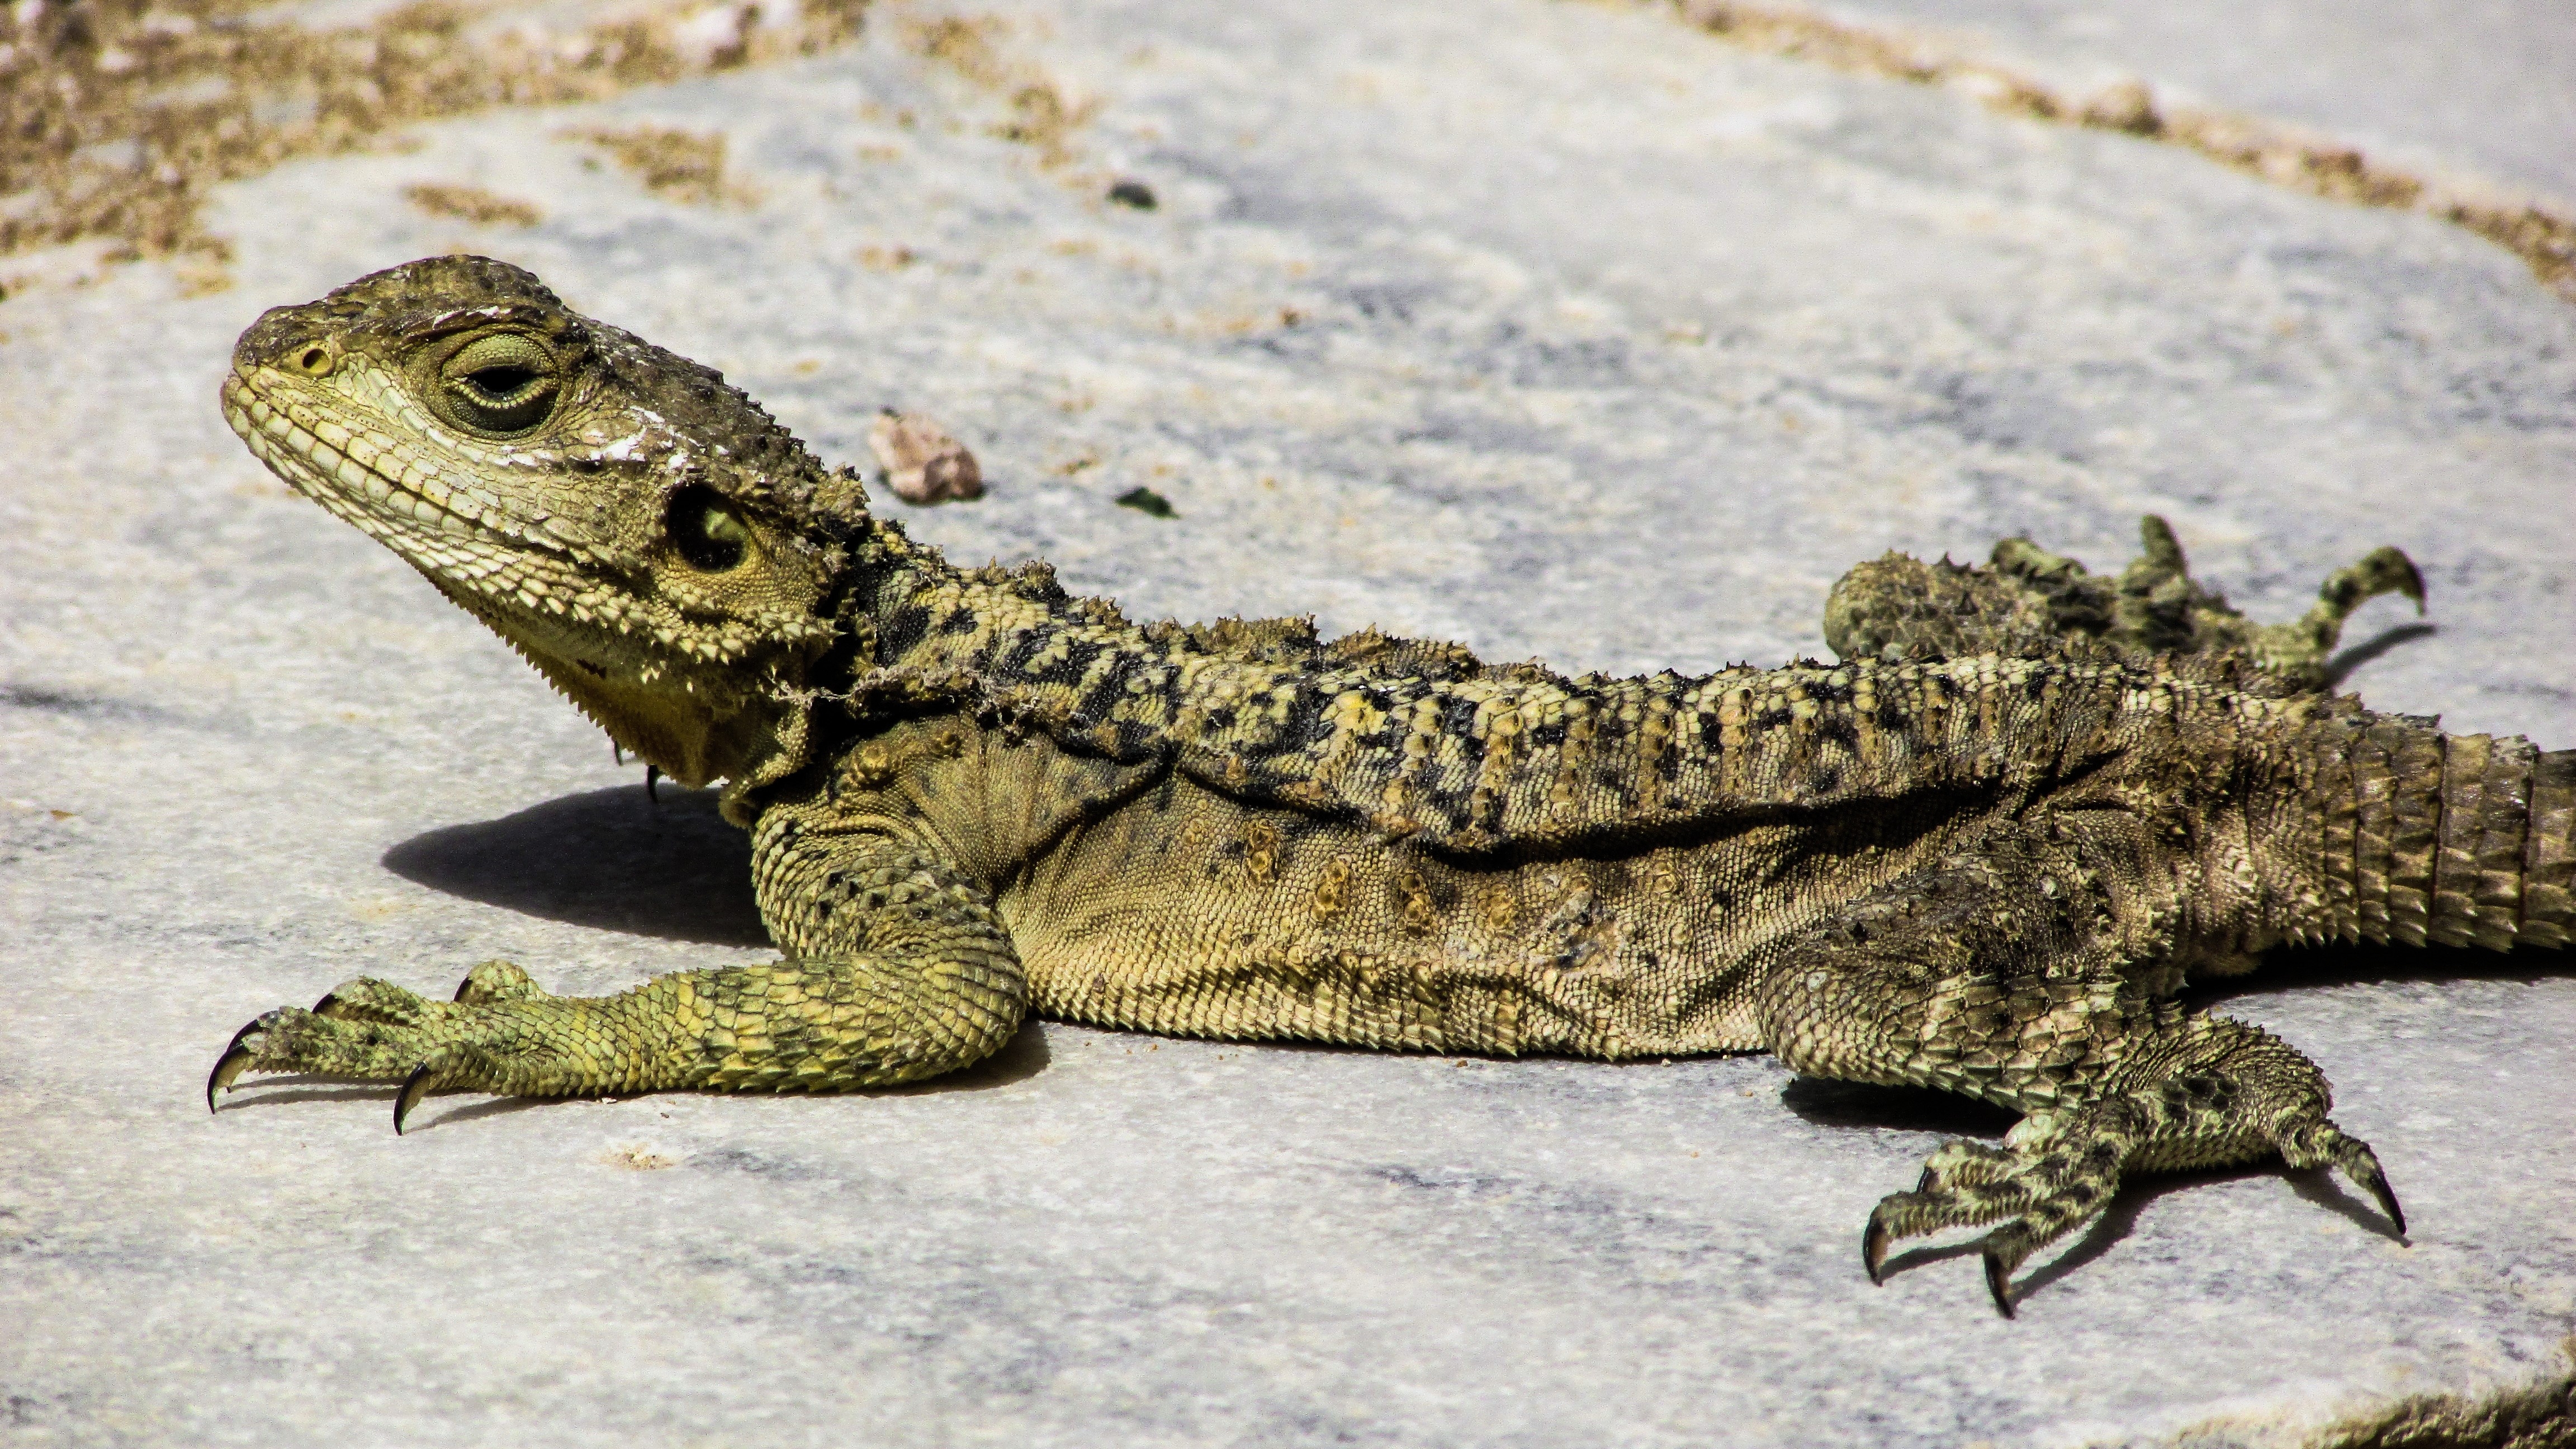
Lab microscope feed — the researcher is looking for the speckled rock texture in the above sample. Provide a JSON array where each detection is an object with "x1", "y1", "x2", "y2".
[
  {"x1": 1, "y1": 1, "x2": 2569, "y2": 1445},
  {"x1": 1808, "y1": 0, "x2": 2576, "y2": 203}
]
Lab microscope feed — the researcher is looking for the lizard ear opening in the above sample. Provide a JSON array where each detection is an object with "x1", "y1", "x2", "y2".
[{"x1": 669, "y1": 484, "x2": 752, "y2": 572}]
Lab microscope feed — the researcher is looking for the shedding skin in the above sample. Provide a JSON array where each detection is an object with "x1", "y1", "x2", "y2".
[{"x1": 207, "y1": 257, "x2": 2572, "y2": 1315}]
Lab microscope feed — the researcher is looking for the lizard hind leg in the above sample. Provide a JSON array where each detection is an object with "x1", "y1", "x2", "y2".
[
  {"x1": 1756, "y1": 817, "x2": 2401, "y2": 1316},
  {"x1": 1822, "y1": 514, "x2": 2422, "y2": 688},
  {"x1": 2242, "y1": 543, "x2": 2425, "y2": 685},
  {"x1": 2096, "y1": 515, "x2": 2425, "y2": 684}
]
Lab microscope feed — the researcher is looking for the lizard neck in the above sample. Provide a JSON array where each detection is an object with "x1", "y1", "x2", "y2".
[{"x1": 846, "y1": 518, "x2": 1140, "y2": 685}]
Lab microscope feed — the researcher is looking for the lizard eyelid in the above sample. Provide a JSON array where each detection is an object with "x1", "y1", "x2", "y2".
[
  {"x1": 432, "y1": 332, "x2": 562, "y2": 435},
  {"x1": 460, "y1": 363, "x2": 540, "y2": 401}
]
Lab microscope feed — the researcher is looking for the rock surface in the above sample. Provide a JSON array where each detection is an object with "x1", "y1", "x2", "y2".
[
  {"x1": 2, "y1": 1, "x2": 2571, "y2": 1445},
  {"x1": 1810, "y1": 0, "x2": 2576, "y2": 202}
]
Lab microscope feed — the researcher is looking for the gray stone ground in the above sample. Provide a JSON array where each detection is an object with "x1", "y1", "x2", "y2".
[
  {"x1": 1814, "y1": 0, "x2": 2576, "y2": 202},
  {"x1": 2, "y1": 1, "x2": 2572, "y2": 1445}
]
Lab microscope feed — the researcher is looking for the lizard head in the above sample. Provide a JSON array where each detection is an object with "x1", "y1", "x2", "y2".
[{"x1": 222, "y1": 255, "x2": 873, "y2": 791}]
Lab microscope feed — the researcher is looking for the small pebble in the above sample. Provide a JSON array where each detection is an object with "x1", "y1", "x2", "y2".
[
  {"x1": 866, "y1": 409, "x2": 984, "y2": 504},
  {"x1": 1115, "y1": 485, "x2": 1177, "y2": 518},
  {"x1": 1106, "y1": 179, "x2": 1157, "y2": 210}
]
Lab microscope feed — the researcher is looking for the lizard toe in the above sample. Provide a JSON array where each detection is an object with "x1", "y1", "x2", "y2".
[
  {"x1": 2282, "y1": 1120, "x2": 2406, "y2": 1237},
  {"x1": 390, "y1": 1043, "x2": 524, "y2": 1134},
  {"x1": 393, "y1": 1055, "x2": 449, "y2": 1135},
  {"x1": 309, "y1": 977, "x2": 432, "y2": 1026},
  {"x1": 203, "y1": 1000, "x2": 449, "y2": 1094},
  {"x1": 1864, "y1": 1112, "x2": 2133, "y2": 1311},
  {"x1": 452, "y1": 959, "x2": 544, "y2": 1005},
  {"x1": 205, "y1": 1017, "x2": 267, "y2": 1111},
  {"x1": 1981, "y1": 1238, "x2": 2021, "y2": 1318}
]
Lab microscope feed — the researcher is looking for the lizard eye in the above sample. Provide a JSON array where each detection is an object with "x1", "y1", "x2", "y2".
[
  {"x1": 433, "y1": 333, "x2": 561, "y2": 435},
  {"x1": 669, "y1": 484, "x2": 751, "y2": 571}
]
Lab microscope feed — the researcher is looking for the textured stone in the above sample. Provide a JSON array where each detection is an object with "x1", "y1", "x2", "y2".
[
  {"x1": 0, "y1": 0, "x2": 2569, "y2": 1445},
  {"x1": 1808, "y1": 0, "x2": 2576, "y2": 202}
]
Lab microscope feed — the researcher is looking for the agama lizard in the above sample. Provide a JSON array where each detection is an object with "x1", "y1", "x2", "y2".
[{"x1": 207, "y1": 257, "x2": 2573, "y2": 1314}]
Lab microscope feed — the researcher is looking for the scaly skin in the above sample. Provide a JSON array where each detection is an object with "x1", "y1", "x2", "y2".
[{"x1": 208, "y1": 257, "x2": 2574, "y2": 1315}]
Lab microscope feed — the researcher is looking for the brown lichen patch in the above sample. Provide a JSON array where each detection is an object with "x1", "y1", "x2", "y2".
[
  {"x1": 2435, "y1": 201, "x2": 2576, "y2": 303},
  {"x1": 1656, "y1": 0, "x2": 2576, "y2": 303},
  {"x1": 905, "y1": 15, "x2": 1010, "y2": 88},
  {"x1": 403, "y1": 181, "x2": 541, "y2": 226},
  {"x1": 993, "y1": 82, "x2": 1092, "y2": 164},
  {"x1": 903, "y1": 13, "x2": 1095, "y2": 165},
  {"x1": 605, "y1": 1143, "x2": 679, "y2": 1170},
  {"x1": 2156, "y1": 1339, "x2": 2576, "y2": 1448},
  {"x1": 0, "y1": 0, "x2": 871, "y2": 274},
  {"x1": 2302, "y1": 1350, "x2": 2576, "y2": 1449},
  {"x1": 564, "y1": 124, "x2": 744, "y2": 206}
]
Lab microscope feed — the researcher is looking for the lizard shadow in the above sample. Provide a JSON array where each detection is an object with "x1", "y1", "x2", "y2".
[
  {"x1": 2006, "y1": 1164, "x2": 2270, "y2": 1301},
  {"x1": 1859, "y1": 1162, "x2": 2281, "y2": 1304},
  {"x1": 381, "y1": 783, "x2": 769, "y2": 947},
  {"x1": 1780, "y1": 1077, "x2": 2015, "y2": 1138},
  {"x1": 2005, "y1": 1162, "x2": 2403, "y2": 1306},
  {"x1": 211, "y1": 1078, "x2": 389, "y2": 1109},
  {"x1": 2191, "y1": 940, "x2": 2570, "y2": 1007},
  {"x1": 2322, "y1": 621, "x2": 2437, "y2": 689},
  {"x1": 215, "y1": 1076, "x2": 574, "y2": 1125}
]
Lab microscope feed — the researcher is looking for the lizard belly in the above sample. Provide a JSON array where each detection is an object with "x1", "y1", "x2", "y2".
[{"x1": 998, "y1": 772, "x2": 1978, "y2": 1060}]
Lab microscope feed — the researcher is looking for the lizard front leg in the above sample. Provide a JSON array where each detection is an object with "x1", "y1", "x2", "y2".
[
  {"x1": 1753, "y1": 812, "x2": 2400, "y2": 1315},
  {"x1": 208, "y1": 827, "x2": 1025, "y2": 1131}
]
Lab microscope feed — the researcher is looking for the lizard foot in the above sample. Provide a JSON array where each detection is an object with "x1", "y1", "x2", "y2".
[
  {"x1": 207, "y1": 963, "x2": 576, "y2": 1132},
  {"x1": 1862, "y1": 1105, "x2": 2146, "y2": 1317},
  {"x1": 1860, "y1": 1097, "x2": 2404, "y2": 1316}
]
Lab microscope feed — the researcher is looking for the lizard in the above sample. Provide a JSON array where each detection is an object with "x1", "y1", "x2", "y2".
[{"x1": 205, "y1": 255, "x2": 2573, "y2": 1315}]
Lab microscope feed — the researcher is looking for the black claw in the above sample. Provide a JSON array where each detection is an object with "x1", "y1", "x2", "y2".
[
  {"x1": 1862, "y1": 1219, "x2": 1891, "y2": 1285},
  {"x1": 207, "y1": 1016, "x2": 271, "y2": 1112},
  {"x1": 1983, "y1": 1249, "x2": 2017, "y2": 1318},
  {"x1": 394, "y1": 1064, "x2": 439, "y2": 1135},
  {"x1": 2359, "y1": 1165, "x2": 2407, "y2": 1238},
  {"x1": 613, "y1": 742, "x2": 625, "y2": 765},
  {"x1": 2392, "y1": 553, "x2": 2427, "y2": 612},
  {"x1": 645, "y1": 764, "x2": 661, "y2": 803},
  {"x1": 206, "y1": 1045, "x2": 253, "y2": 1114}
]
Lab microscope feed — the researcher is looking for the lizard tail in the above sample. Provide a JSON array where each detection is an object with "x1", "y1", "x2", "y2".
[{"x1": 2323, "y1": 717, "x2": 2574, "y2": 950}]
